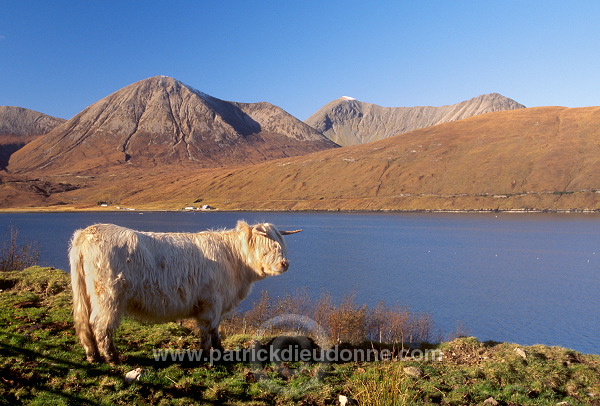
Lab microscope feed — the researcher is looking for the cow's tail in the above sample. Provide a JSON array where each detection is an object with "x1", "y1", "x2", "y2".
[{"x1": 69, "y1": 229, "x2": 98, "y2": 361}]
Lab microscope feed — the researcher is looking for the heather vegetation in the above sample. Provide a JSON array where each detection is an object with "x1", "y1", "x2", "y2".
[{"x1": 1, "y1": 266, "x2": 599, "y2": 405}]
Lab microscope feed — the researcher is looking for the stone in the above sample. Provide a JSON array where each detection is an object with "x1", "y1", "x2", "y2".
[
  {"x1": 483, "y1": 397, "x2": 499, "y2": 406},
  {"x1": 124, "y1": 368, "x2": 145, "y2": 383},
  {"x1": 338, "y1": 394, "x2": 358, "y2": 405},
  {"x1": 514, "y1": 347, "x2": 527, "y2": 360},
  {"x1": 403, "y1": 366, "x2": 424, "y2": 378}
]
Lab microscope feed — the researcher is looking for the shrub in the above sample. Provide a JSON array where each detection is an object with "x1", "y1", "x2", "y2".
[
  {"x1": 0, "y1": 226, "x2": 40, "y2": 272},
  {"x1": 317, "y1": 293, "x2": 368, "y2": 345},
  {"x1": 221, "y1": 290, "x2": 439, "y2": 347}
]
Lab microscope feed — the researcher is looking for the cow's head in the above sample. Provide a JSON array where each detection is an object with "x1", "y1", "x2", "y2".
[{"x1": 236, "y1": 221, "x2": 302, "y2": 278}]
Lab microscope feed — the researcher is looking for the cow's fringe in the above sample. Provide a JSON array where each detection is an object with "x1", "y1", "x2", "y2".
[{"x1": 69, "y1": 230, "x2": 99, "y2": 362}]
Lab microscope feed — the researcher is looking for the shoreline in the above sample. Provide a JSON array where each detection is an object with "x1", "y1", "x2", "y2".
[{"x1": 1, "y1": 207, "x2": 600, "y2": 214}]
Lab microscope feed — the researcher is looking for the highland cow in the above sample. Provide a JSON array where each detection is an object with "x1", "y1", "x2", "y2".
[{"x1": 69, "y1": 221, "x2": 301, "y2": 364}]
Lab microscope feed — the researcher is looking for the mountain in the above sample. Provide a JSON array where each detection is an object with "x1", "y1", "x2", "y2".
[
  {"x1": 7, "y1": 76, "x2": 337, "y2": 174},
  {"x1": 55, "y1": 105, "x2": 596, "y2": 212},
  {"x1": 3, "y1": 91, "x2": 598, "y2": 212},
  {"x1": 0, "y1": 106, "x2": 65, "y2": 169},
  {"x1": 0, "y1": 106, "x2": 65, "y2": 137},
  {"x1": 305, "y1": 93, "x2": 526, "y2": 146}
]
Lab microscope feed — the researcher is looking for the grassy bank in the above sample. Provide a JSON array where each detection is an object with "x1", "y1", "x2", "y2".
[{"x1": 1, "y1": 267, "x2": 599, "y2": 405}]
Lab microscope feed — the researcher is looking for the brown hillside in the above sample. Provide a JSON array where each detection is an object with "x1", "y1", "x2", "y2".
[
  {"x1": 7, "y1": 76, "x2": 336, "y2": 174},
  {"x1": 6, "y1": 105, "x2": 598, "y2": 212},
  {"x1": 0, "y1": 172, "x2": 79, "y2": 209}
]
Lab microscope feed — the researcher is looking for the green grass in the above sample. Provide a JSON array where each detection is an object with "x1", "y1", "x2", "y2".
[{"x1": 1, "y1": 267, "x2": 599, "y2": 405}]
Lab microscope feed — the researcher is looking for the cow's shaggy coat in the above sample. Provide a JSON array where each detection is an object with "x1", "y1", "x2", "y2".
[{"x1": 69, "y1": 221, "x2": 300, "y2": 363}]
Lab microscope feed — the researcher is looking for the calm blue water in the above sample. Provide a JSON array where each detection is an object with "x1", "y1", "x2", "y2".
[{"x1": 1, "y1": 211, "x2": 598, "y2": 354}]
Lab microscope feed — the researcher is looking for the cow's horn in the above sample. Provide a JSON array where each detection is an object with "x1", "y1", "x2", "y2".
[{"x1": 280, "y1": 229, "x2": 302, "y2": 235}]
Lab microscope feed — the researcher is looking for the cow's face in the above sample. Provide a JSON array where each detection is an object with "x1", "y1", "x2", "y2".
[{"x1": 237, "y1": 221, "x2": 302, "y2": 278}]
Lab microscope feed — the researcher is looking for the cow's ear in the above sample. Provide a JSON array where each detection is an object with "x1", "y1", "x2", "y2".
[
  {"x1": 253, "y1": 224, "x2": 268, "y2": 237},
  {"x1": 236, "y1": 220, "x2": 252, "y2": 239}
]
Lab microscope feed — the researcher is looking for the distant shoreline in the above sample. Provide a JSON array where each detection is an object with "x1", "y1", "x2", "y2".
[{"x1": 2, "y1": 207, "x2": 600, "y2": 214}]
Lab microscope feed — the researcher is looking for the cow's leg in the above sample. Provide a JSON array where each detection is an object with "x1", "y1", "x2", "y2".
[
  {"x1": 83, "y1": 344, "x2": 102, "y2": 363},
  {"x1": 89, "y1": 295, "x2": 123, "y2": 364},
  {"x1": 74, "y1": 270, "x2": 102, "y2": 363},
  {"x1": 90, "y1": 313, "x2": 121, "y2": 364},
  {"x1": 209, "y1": 327, "x2": 224, "y2": 351},
  {"x1": 195, "y1": 319, "x2": 213, "y2": 351},
  {"x1": 75, "y1": 316, "x2": 101, "y2": 362},
  {"x1": 195, "y1": 317, "x2": 223, "y2": 352}
]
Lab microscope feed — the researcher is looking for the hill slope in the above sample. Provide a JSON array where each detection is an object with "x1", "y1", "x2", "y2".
[
  {"x1": 0, "y1": 107, "x2": 65, "y2": 169},
  {"x1": 8, "y1": 105, "x2": 597, "y2": 212},
  {"x1": 7, "y1": 76, "x2": 336, "y2": 174},
  {"x1": 306, "y1": 93, "x2": 525, "y2": 146},
  {"x1": 0, "y1": 107, "x2": 600, "y2": 211},
  {"x1": 101, "y1": 106, "x2": 599, "y2": 212}
]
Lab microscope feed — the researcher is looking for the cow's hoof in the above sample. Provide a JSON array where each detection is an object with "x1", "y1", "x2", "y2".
[{"x1": 86, "y1": 353, "x2": 102, "y2": 363}]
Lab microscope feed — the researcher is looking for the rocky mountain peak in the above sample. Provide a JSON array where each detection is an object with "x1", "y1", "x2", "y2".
[
  {"x1": 8, "y1": 77, "x2": 336, "y2": 173},
  {"x1": 0, "y1": 106, "x2": 66, "y2": 169},
  {"x1": 305, "y1": 93, "x2": 526, "y2": 146},
  {"x1": 0, "y1": 106, "x2": 65, "y2": 137}
]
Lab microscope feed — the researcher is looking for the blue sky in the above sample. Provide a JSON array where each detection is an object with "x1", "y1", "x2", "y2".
[{"x1": 1, "y1": 1, "x2": 600, "y2": 120}]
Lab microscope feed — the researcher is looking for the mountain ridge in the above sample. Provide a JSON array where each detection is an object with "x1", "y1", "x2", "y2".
[
  {"x1": 138, "y1": 105, "x2": 599, "y2": 211},
  {"x1": 0, "y1": 106, "x2": 66, "y2": 137},
  {"x1": 0, "y1": 106, "x2": 66, "y2": 169},
  {"x1": 1, "y1": 79, "x2": 598, "y2": 212},
  {"x1": 305, "y1": 93, "x2": 526, "y2": 146},
  {"x1": 3, "y1": 105, "x2": 598, "y2": 212},
  {"x1": 7, "y1": 76, "x2": 337, "y2": 173}
]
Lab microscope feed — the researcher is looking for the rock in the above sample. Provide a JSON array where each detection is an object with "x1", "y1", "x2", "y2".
[
  {"x1": 124, "y1": 368, "x2": 145, "y2": 383},
  {"x1": 403, "y1": 366, "x2": 424, "y2": 378},
  {"x1": 244, "y1": 370, "x2": 257, "y2": 383},
  {"x1": 483, "y1": 397, "x2": 499, "y2": 406},
  {"x1": 339, "y1": 394, "x2": 358, "y2": 405},
  {"x1": 514, "y1": 347, "x2": 527, "y2": 360},
  {"x1": 277, "y1": 364, "x2": 294, "y2": 380}
]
